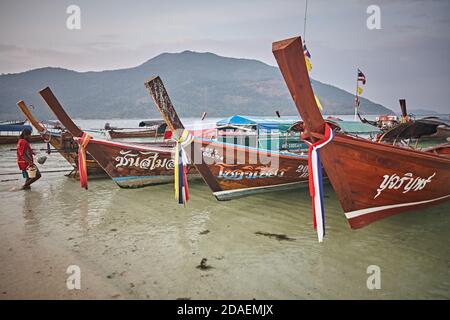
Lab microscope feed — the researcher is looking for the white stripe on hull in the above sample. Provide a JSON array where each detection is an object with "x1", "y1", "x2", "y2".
[
  {"x1": 345, "y1": 194, "x2": 450, "y2": 219},
  {"x1": 213, "y1": 181, "x2": 308, "y2": 201}
]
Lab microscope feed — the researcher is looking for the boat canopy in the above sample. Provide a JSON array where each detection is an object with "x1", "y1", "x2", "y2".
[
  {"x1": 328, "y1": 120, "x2": 381, "y2": 134},
  {"x1": 138, "y1": 120, "x2": 166, "y2": 128},
  {"x1": 216, "y1": 115, "x2": 300, "y2": 132},
  {"x1": 380, "y1": 117, "x2": 450, "y2": 141},
  {"x1": 0, "y1": 124, "x2": 32, "y2": 132}
]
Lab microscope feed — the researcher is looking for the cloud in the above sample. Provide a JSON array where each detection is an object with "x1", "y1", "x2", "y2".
[{"x1": 0, "y1": 0, "x2": 448, "y2": 112}]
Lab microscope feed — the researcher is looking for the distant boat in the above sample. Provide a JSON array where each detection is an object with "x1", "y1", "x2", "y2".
[
  {"x1": 105, "y1": 121, "x2": 168, "y2": 139},
  {"x1": 379, "y1": 116, "x2": 450, "y2": 144},
  {"x1": 0, "y1": 123, "x2": 43, "y2": 145},
  {"x1": 0, "y1": 119, "x2": 26, "y2": 126},
  {"x1": 377, "y1": 100, "x2": 450, "y2": 144},
  {"x1": 273, "y1": 36, "x2": 449, "y2": 229}
]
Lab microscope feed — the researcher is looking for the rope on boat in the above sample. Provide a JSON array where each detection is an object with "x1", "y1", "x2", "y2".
[{"x1": 41, "y1": 128, "x2": 52, "y2": 143}]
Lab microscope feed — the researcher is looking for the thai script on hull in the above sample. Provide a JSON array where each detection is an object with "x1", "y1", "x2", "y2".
[
  {"x1": 115, "y1": 150, "x2": 174, "y2": 171},
  {"x1": 374, "y1": 172, "x2": 436, "y2": 199}
]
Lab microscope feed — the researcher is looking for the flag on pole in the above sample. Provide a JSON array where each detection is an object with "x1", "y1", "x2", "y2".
[
  {"x1": 305, "y1": 57, "x2": 312, "y2": 72},
  {"x1": 303, "y1": 43, "x2": 311, "y2": 58},
  {"x1": 355, "y1": 96, "x2": 360, "y2": 107},
  {"x1": 357, "y1": 86, "x2": 363, "y2": 95},
  {"x1": 303, "y1": 42, "x2": 312, "y2": 72},
  {"x1": 357, "y1": 69, "x2": 366, "y2": 85}
]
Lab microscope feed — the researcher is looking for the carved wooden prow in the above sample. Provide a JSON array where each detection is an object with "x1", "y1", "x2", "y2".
[
  {"x1": 39, "y1": 87, "x2": 83, "y2": 138},
  {"x1": 16, "y1": 100, "x2": 45, "y2": 132},
  {"x1": 144, "y1": 75, "x2": 223, "y2": 192},
  {"x1": 399, "y1": 99, "x2": 407, "y2": 118},
  {"x1": 144, "y1": 76, "x2": 185, "y2": 132},
  {"x1": 272, "y1": 36, "x2": 325, "y2": 135}
]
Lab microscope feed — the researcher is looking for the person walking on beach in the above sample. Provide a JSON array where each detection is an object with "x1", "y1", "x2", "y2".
[{"x1": 17, "y1": 128, "x2": 41, "y2": 190}]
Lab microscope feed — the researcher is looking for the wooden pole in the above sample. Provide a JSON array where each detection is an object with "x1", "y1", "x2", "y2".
[
  {"x1": 303, "y1": 0, "x2": 308, "y2": 42},
  {"x1": 354, "y1": 69, "x2": 359, "y2": 121}
]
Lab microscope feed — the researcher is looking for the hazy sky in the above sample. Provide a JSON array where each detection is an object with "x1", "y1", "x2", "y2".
[{"x1": 0, "y1": 0, "x2": 449, "y2": 112}]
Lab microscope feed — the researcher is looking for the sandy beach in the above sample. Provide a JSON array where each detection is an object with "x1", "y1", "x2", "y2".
[{"x1": 1, "y1": 142, "x2": 449, "y2": 299}]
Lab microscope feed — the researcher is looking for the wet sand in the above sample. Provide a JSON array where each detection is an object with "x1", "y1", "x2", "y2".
[{"x1": 1, "y1": 143, "x2": 449, "y2": 299}]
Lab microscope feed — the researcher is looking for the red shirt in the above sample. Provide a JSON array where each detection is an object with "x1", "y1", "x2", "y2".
[{"x1": 17, "y1": 138, "x2": 33, "y2": 170}]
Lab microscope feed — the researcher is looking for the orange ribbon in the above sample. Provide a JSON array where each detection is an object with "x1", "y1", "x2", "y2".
[{"x1": 77, "y1": 132, "x2": 91, "y2": 189}]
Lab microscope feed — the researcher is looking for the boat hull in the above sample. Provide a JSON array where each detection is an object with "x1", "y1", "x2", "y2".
[
  {"x1": 83, "y1": 139, "x2": 200, "y2": 188},
  {"x1": 108, "y1": 129, "x2": 162, "y2": 139},
  {"x1": 272, "y1": 36, "x2": 450, "y2": 229},
  {"x1": 0, "y1": 135, "x2": 43, "y2": 145},
  {"x1": 189, "y1": 138, "x2": 310, "y2": 200},
  {"x1": 318, "y1": 133, "x2": 450, "y2": 228}
]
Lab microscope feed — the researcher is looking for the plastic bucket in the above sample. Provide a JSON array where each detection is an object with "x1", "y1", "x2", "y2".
[{"x1": 26, "y1": 165, "x2": 37, "y2": 178}]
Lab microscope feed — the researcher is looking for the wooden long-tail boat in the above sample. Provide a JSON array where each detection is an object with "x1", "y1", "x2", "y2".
[
  {"x1": 273, "y1": 36, "x2": 450, "y2": 229},
  {"x1": 145, "y1": 76, "x2": 311, "y2": 200},
  {"x1": 38, "y1": 86, "x2": 200, "y2": 188},
  {"x1": 0, "y1": 119, "x2": 26, "y2": 126},
  {"x1": 378, "y1": 100, "x2": 449, "y2": 144},
  {"x1": 0, "y1": 122, "x2": 43, "y2": 144},
  {"x1": 0, "y1": 134, "x2": 43, "y2": 145},
  {"x1": 16, "y1": 100, "x2": 105, "y2": 178},
  {"x1": 106, "y1": 121, "x2": 167, "y2": 139},
  {"x1": 108, "y1": 128, "x2": 164, "y2": 139}
]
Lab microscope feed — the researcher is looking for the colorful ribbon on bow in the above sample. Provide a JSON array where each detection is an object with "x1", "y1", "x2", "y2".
[
  {"x1": 77, "y1": 132, "x2": 92, "y2": 190},
  {"x1": 303, "y1": 123, "x2": 334, "y2": 242},
  {"x1": 174, "y1": 129, "x2": 193, "y2": 205}
]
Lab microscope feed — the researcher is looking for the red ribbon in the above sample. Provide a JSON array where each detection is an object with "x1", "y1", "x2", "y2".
[{"x1": 77, "y1": 132, "x2": 91, "y2": 189}]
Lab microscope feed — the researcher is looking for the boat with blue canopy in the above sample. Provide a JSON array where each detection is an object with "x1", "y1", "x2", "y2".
[{"x1": 0, "y1": 123, "x2": 43, "y2": 144}]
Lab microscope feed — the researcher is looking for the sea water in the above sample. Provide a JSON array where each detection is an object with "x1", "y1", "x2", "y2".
[{"x1": 0, "y1": 118, "x2": 449, "y2": 299}]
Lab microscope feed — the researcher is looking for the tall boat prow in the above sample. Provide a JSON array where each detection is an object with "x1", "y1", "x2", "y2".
[
  {"x1": 145, "y1": 76, "x2": 223, "y2": 195},
  {"x1": 145, "y1": 76, "x2": 313, "y2": 201},
  {"x1": 39, "y1": 87, "x2": 84, "y2": 137},
  {"x1": 273, "y1": 36, "x2": 450, "y2": 229},
  {"x1": 38, "y1": 86, "x2": 199, "y2": 188}
]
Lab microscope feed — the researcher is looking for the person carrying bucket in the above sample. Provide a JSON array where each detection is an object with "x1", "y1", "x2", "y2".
[{"x1": 17, "y1": 128, "x2": 41, "y2": 189}]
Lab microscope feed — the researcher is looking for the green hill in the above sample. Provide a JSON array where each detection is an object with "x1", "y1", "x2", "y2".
[{"x1": 0, "y1": 51, "x2": 393, "y2": 120}]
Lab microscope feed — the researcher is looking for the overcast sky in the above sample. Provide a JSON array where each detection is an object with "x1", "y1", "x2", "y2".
[{"x1": 0, "y1": 0, "x2": 449, "y2": 112}]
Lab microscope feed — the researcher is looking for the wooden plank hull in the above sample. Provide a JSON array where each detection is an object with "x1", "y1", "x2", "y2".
[
  {"x1": 108, "y1": 129, "x2": 162, "y2": 139},
  {"x1": 0, "y1": 134, "x2": 43, "y2": 144},
  {"x1": 190, "y1": 138, "x2": 309, "y2": 200},
  {"x1": 273, "y1": 36, "x2": 450, "y2": 229},
  {"x1": 315, "y1": 132, "x2": 450, "y2": 228},
  {"x1": 81, "y1": 139, "x2": 200, "y2": 188}
]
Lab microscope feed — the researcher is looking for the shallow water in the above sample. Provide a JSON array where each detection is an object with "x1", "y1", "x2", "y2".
[{"x1": 0, "y1": 137, "x2": 449, "y2": 299}]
